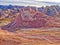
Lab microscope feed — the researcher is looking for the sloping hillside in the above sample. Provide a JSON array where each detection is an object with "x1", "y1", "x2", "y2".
[{"x1": 0, "y1": 28, "x2": 60, "y2": 45}]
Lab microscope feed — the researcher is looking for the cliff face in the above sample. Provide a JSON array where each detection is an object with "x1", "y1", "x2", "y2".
[
  {"x1": 1, "y1": 9, "x2": 60, "y2": 31},
  {"x1": 1, "y1": 10, "x2": 47, "y2": 30}
]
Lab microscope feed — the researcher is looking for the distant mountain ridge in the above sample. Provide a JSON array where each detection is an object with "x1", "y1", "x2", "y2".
[{"x1": 0, "y1": 5, "x2": 60, "y2": 18}]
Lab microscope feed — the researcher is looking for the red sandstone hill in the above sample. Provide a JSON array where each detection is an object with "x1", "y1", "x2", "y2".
[{"x1": 1, "y1": 9, "x2": 60, "y2": 30}]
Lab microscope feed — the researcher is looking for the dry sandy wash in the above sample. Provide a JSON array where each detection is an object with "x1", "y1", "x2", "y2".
[{"x1": 0, "y1": 28, "x2": 60, "y2": 45}]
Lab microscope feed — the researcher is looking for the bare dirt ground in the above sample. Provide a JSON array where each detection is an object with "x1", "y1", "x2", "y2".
[{"x1": 0, "y1": 28, "x2": 60, "y2": 45}]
